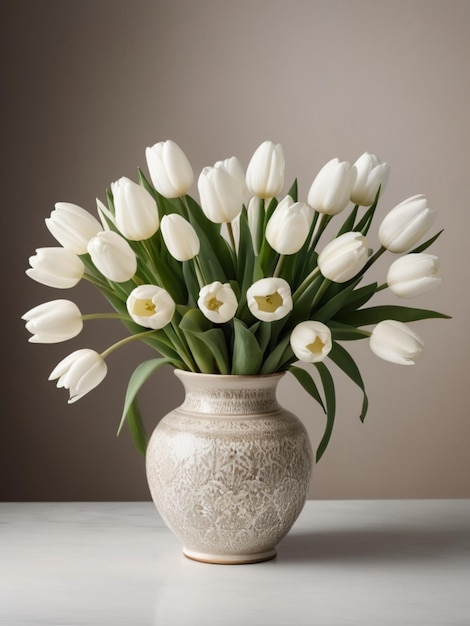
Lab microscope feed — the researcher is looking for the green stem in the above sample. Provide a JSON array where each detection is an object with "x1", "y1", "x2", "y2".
[
  {"x1": 309, "y1": 277, "x2": 331, "y2": 311},
  {"x1": 100, "y1": 330, "x2": 157, "y2": 360},
  {"x1": 273, "y1": 254, "x2": 285, "y2": 278},
  {"x1": 293, "y1": 266, "x2": 322, "y2": 303},
  {"x1": 81, "y1": 313, "x2": 131, "y2": 322},
  {"x1": 309, "y1": 214, "x2": 332, "y2": 251},
  {"x1": 227, "y1": 221, "x2": 237, "y2": 256}
]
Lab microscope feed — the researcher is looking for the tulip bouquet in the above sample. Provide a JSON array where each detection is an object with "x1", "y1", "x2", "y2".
[{"x1": 23, "y1": 140, "x2": 449, "y2": 460}]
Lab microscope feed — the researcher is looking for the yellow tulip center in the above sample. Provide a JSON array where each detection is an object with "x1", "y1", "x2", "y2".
[
  {"x1": 133, "y1": 298, "x2": 156, "y2": 317},
  {"x1": 207, "y1": 297, "x2": 223, "y2": 312},
  {"x1": 254, "y1": 291, "x2": 283, "y2": 313},
  {"x1": 306, "y1": 337, "x2": 324, "y2": 355}
]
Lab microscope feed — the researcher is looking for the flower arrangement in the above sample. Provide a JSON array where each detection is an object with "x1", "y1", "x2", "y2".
[{"x1": 23, "y1": 140, "x2": 449, "y2": 461}]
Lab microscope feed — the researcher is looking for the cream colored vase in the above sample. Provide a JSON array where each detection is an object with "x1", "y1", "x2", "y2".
[{"x1": 146, "y1": 370, "x2": 313, "y2": 564}]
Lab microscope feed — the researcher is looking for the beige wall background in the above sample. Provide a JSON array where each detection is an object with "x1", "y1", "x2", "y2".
[{"x1": 1, "y1": 0, "x2": 468, "y2": 501}]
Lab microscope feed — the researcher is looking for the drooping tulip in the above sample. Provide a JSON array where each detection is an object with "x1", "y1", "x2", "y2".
[
  {"x1": 246, "y1": 141, "x2": 285, "y2": 199},
  {"x1": 290, "y1": 321, "x2": 332, "y2": 363},
  {"x1": 87, "y1": 231, "x2": 137, "y2": 282},
  {"x1": 26, "y1": 247, "x2": 84, "y2": 288},
  {"x1": 307, "y1": 158, "x2": 357, "y2": 215},
  {"x1": 351, "y1": 152, "x2": 390, "y2": 207},
  {"x1": 45, "y1": 202, "x2": 102, "y2": 255},
  {"x1": 198, "y1": 281, "x2": 238, "y2": 323},
  {"x1": 387, "y1": 253, "x2": 441, "y2": 298},
  {"x1": 197, "y1": 165, "x2": 244, "y2": 223},
  {"x1": 160, "y1": 214, "x2": 200, "y2": 261},
  {"x1": 369, "y1": 320, "x2": 424, "y2": 365},
  {"x1": 111, "y1": 177, "x2": 159, "y2": 241},
  {"x1": 145, "y1": 140, "x2": 194, "y2": 198},
  {"x1": 378, "y1": 194, "x2": 436, "y2": 253},
  {"x1": 317, "y1": 231, "x2": 369, "y2": 283},
  {"x1": 265, "y1": 196, "x2": 314, "y2": 255},
  {"x1": 126, "y1": 285, "x2": 175, "y2": 330},
  {"x1": 246, "y1": 277, "x2": 293, "y2": 322},
  {"x1": 22, "y1": 299, "x2": 83, "y2": 343},
  {"x1": 49, "y1": 348, "x2": 108, "y2": 403}
]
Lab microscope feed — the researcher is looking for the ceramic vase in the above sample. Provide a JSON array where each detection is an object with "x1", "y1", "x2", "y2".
[{"x1": 146, "y1": 369, "x2": 312, "y2": 564}]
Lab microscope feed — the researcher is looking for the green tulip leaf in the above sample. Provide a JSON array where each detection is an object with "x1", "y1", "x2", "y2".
[
  {"x1": 125, "y1": 399, "x2": 147, "y2": 456},
  {"x1": 328, "y1": 343, "x2": 368, "y2": 421},
  {"x1": 314, "y1": 362, "x2": 336, "y2": 462},
  {"x1": 410, "y1": 229, "x2": 444, "y2": 254},
  {"x1": 231, "y1": 318, "x2": 263, "y2": 375},
  {"x1": 337, "y1": 305, "x2": 451, "y2": 327},
  {"x1": 288, "y1": 365, "x2": 326, "y2": 412}
]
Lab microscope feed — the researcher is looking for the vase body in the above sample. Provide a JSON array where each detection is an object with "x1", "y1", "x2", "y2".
[{"x1": 146, "y1": 369, "x2": 313, "y2": 564}]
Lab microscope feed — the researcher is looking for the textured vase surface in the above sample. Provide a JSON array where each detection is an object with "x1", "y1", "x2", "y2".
[{"x1": 146, "y1": 369, "x2": 313, "y2": 564}]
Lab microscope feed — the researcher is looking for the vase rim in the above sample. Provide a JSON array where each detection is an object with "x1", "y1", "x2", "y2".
[{"x1": 174, "y1": 369, "x2": 286, "y2": 382}]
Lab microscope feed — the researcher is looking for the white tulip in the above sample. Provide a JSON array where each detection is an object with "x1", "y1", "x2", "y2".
[
  {"x1": 145, "y1": 140, "x2": 194, "y2": 198},
  {"x1": 49, "y1": 348, "x2": 107, "y2": 403},
  {"x1": 378, "y1": 194, "x2": 436, "y2": 253},
  {"x1": 246, "y1": 141, "x2": 285, "y2": 199},
  {"x1": 387, "y1": 253, "x2": 441, "y2": 298},
  {"x1": 111, "y1": 177, "x2": 159, "y2": 241},
  {"x1": 265, "y1": 196, "x2": 314, "y2": 255},
  {"x1": 22, "y1": 300, "x2": 83, "y2": 343},
  {"x1": 351, "y1": 152, "x2": 390, "y2": 207},
  {"x1": 160, "y1": 214, "x2": 200, "y2": 261},
  {"x1": 197, "y1": 165, "x2": 244, "y2": 223},
  {"x1": 290, "y1": 321, "x2": 332, "y2": 363},
  {"x1": 369, "y1": 320, "x2": 424, "y2": 365},
  {"x1": 318, "y1": 231, "x2": 369, "y2": 283},
  {"x1": 308, "y1": 158, "x2": 357, "y2": 215},
  {"x1": 246, "y1": 277, "x2": 293, "y2": 322},
  {"x1": 198, "y1": 281, "x2": 238, "y2": 323},
  {"x1": 26, "y1": 247, "x2": 84, "y2": 289},
  {"x1": 87, "y1": 231, "x2": 137, "y2": 282},
  {"x1": 214, "y1": 156, "x2": 249, "y2": 204},
  {"x1": 126, "y1": 285, "x2": 175, "y2": 329},
  {"x1": 45, "y1": 202, "x2": 102, "y2": 254}
]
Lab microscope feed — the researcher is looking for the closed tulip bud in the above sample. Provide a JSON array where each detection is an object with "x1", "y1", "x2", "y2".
[
  {"x1": 351, "y1": 152, "x2": 390, "y2": 207},
  {"x1": 214, "y1": 156, "x2": 249, "y2": 204},
  {"x1": 387, "y1": 253, "x2": 441, "y2": 298},
  {"x1": 45, "y1": 202, "x2": 102, "y2": 254},
  {"x1": 290, "y1": 321, "x2": 332, "y2": 363},
  {"x1": 265, "y1": 195, "x2": 314, "y2": 255},
  {"x1": 197, "y1": 165, "x2": 244, "y2": 223},
  {"x1": 87, "y1": 231, "x2": 137, "y2": 282},
  {"x1": 26, "y1": 247, "x2": 84, "y2": 289},
  {"x1": 49, "y1": 348, "x2": 107, "y2": 403},
  {"x1": 198, "y1": 281, "x2": 238, "y2": 324},
  {"x1": 111, "y1": 177, "x2": 159, "y2": 241},
  {"x1": 318, "y1": 231, "x2": 369, "y2": 283},
  {"x1": 246, "y1": 277, "x2": 293, "y2": 322},
  {"x1": 22, "y1": 299, "x2": 83, "y2": 343},
  {"x1": 145, "y1": 140, "x2": 194, "y2": 198},
  {"x1": 308, "y1": 158, "x2": 357, "y2": 215},
  {"x1": 246, "y1": 141, "x2": 285, "y2": 199},
  {"x1": 369, "y1": 320, "x2": 424, "y2": 365},
  {"x1": 160, "y1": 214, "x2": 200, "y2": 261},
  {"x1": 126, "y1": 285, "x2": 175, "y2": 330},
  {"x1": 378, "y1": 194, "x2": 436, "y2": 253}
]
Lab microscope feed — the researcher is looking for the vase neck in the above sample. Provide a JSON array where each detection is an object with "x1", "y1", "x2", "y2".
[{"x1": 174, "y1": 370, "x2": 284, "y2": 416}]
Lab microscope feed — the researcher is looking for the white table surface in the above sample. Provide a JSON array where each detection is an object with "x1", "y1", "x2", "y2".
[{"x1": 1, "y1": 500, "x2": 469, "y2": 626}]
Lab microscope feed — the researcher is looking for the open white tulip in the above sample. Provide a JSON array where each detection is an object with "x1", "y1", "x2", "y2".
[
  {"x1": 127, "y1": 285, "x2": 175, "y2": 329},
  {"x1": 22, "y1": 300, "x2": 83, "y2": 343},
  {"x1": 387, "y1": 253, "x2": 441, "y2": 298},
  {"x1": 318, "y1": 231, "x2": 369, "y2": 283},
  {"x1": 111, "y1": 177, "x2": 159, "y2": 241},
  {"x1": 308, "y1": 158, "x2": 357, "y2": 215},
  {"x1": 246, "y1": 277, "x2": 293, "y2": 322},
  {"x1": 49, "y1": 348, "x2": 107, "y2": 403},
  {"x1": 145, "y1": 140, "x2": 194, "y2": 198},
  {"x1": 87, "y1": 231, "x2": 137, "y2": 282},
  {"x1": 378, "y1": 194, "x2": 436, "y2": 253},
  {"x1": 198, "y1": 281, "x2": 238, "y2": 324},
  {"x1": 369, "y1": 320, "x2": 424, "y2": 365},
  {"x1": 45, "y1": 202, "x2": 102, "y2": 254},
  {"x1": 265, "y1": 196, "x2": 314, "y2": 255},
  {"x1": 161, "y1": 214, "x2": 200, "y2": 261},
  {"x1": 197, "y1": 165, "x2": 244, "y2": 223},
  {"x1": 26, "y1": 247, "x2": 84, "y2": 289},
  {"x1": 351, "y1": 152, "x2": 390, "y2": 207},
  {"x1": 290, "y1": 321, "x2": 332, "y2": 363},
  {"x1": 246, "y1": 141, "x2": 285, "y2": 199}
]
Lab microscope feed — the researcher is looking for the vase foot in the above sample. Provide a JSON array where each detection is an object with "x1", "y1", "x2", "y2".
[{"x1": 182, "y1": 547, "x2": 277, "y2": 565}]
